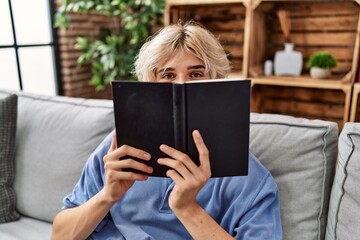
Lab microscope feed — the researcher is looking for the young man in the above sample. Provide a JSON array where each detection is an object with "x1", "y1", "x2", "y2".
[{"x1": 52, "y1": 21, "x2": 282, "y2": 240}]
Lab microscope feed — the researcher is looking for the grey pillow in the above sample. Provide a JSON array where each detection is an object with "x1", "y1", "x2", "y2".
[
  {"x1": 12, "y1": 92, "x2": 114, "y2": 223},
  {"x1": 250, "y1": 113, "x2": 338, "y2": 240},
  {"x1": 0, "y1": 94, "x2": 20, "y2": 223},
  {"x1": 326, "y1": 123, "x2": 360, "y2": 240}
]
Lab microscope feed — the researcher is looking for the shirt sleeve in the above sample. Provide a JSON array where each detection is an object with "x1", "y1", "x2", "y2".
[
  {"x1": 62, "y1": 132, "x2": 113, "y2": 232},
  {"x1": 234, "y1": 171, "x2": 282, "y2": 239}
]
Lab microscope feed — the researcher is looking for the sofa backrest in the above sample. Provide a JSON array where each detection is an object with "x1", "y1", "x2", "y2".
[
  {"x1": 1, "y1": 90, "x2": 340, "y2": 240},
  {"x1": 249, "y1": 113, "x2": 338, "y2": 240},
  {"x1": 326, "y1": 122, "x2": 360, "y2": 240},
  {"x1": 3, "y1": 90, "x2": 114, "y2": 223}
]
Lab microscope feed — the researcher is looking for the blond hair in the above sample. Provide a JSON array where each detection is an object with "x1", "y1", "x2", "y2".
[{"x1": 134, "y1": 21, "x2": 231, "y2": 82}]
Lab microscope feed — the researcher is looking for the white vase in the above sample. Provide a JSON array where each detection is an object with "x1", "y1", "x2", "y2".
[
  {"x1": 274, "y1": 43, "x2": 303, "y2": 76},
  {"x1": 264, "y1": 60, "x2": 273, "y2": 76},
  {"x1": 310, "y1": 67, "x2": 331, "y2": 79}
]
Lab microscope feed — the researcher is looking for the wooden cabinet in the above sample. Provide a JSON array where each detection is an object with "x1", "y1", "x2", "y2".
[{"x1": 165, "y1": 0, "x2": 360, "y2": 128}]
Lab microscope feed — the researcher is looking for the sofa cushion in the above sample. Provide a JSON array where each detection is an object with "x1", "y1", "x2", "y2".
[
  {"x1": 249, "y1": 113, "x2": 338, "y2": 240},
  {"x1": 0, "y1": 216, "x2": 51, "y2": 240},
  {"x1": 326, "y1": 123, "x2": 360, "y2": 240},
  {"x1": 0, "y1": 94, "x2": 20, "y2": 223},
  {"x1": 0, "y1": 90, "x2": 115, "y2": 223}
]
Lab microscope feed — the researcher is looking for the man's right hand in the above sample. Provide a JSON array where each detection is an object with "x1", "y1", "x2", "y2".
[
  {"x1": 102, "y1": 130, "x2": 153, "y2": 203},
  {"x1": 52, "y1": 130, "x2": 153, "y2": 240}
]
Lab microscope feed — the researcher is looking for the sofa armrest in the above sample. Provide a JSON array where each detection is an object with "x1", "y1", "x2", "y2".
[{"x1": 326, "y1": 123, "x2": 360, "y2": 240}]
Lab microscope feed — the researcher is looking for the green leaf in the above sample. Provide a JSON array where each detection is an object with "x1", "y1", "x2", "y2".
[
  {"x1": 54, "y1": 0, "x2": 165, "y2": 90},
  {"x1": 90, "y1": 75, "x2": 102, "y2": 86},
  {"x1": 75, "y1": 37, "x2": 90, "y2": 50},
  {"x1": 54, "y1": 11, "x2": 71, "y2": 30},
  {"x1": 306, "y1": 51, "x2": 337, "y2": 69},
  {"x1": 77, "y1": 54, "x2": 88, "y2": 65}
]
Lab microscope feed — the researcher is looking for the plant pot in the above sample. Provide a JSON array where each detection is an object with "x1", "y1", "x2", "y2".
[{"x1": 310, "y1": 67, "x2": 331, "y2": 79}]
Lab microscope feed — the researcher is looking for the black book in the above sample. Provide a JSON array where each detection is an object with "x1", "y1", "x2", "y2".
[{"x1": 112, "y1": 79, "x2": 250, "y2": 177}]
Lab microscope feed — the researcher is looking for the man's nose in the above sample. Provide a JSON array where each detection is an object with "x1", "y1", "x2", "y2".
[{"x1": 174, "y1": 75, "x2": 187, "y2": 83}]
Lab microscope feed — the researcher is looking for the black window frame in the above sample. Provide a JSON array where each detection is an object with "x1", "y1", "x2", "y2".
[{"x1": 0, "y1": 0, "x2": 62, "y2": 95}]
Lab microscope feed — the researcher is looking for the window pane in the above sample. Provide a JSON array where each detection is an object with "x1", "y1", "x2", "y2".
[
  {"x1": 0, "y1": 49, "x2": 19, "y2": 90},
  {"x1": 19, "y1": 46, "x2": 56, "y2": 95},
  {"x1": 12, "y1": 0, "x2": 51, "y2": 45},
  {"x1": 0, "y1": 0, "x2": 14, "y2": 45}
]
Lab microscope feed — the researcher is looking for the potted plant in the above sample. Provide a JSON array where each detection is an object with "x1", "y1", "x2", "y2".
[
  {"x1": 306, "y1": 51, "x2": 337, "y2": 79},
  {"x1": 54, "y1": 0, "x2": 165, "y2": 90}
]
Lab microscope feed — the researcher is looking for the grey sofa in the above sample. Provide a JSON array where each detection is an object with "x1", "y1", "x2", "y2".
[{"x1": 0, "y1": 89, "x2": 359, "y2": 240}]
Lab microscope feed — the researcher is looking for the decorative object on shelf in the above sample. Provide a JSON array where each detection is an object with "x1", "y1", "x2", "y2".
[
  {"x1": 273, "y1": 10, "x2": 303, "y2": 76},
  {"x1": 264, "y1": 60, "x2": 273, "y2": 76},
  {"x1": 274, "y1": 43, "x2": 303, "y2": 76},
  {"x1": 307, "y1": 51, "x2": 337, "y2": 79}
]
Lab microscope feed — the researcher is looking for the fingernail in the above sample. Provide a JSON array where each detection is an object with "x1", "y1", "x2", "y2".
[
  {"x1": 194, "y1": 130, "x2": 200, "y2": 138},
  {"x1": 144, "y1": 153, "x2": 151, "y2": 159},
  {"x1": 160, "y1": 144, "x2": 168, "y2": 151}
]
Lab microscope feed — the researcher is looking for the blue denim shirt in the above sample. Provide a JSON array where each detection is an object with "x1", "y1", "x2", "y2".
[{"x1": 63, "y1": 133, "x2": 282, "y2": 239}]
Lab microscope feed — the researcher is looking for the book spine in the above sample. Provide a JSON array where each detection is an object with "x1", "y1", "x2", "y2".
[{"x1": 173, "y1": 84, "x2": 187, "y2": 153}]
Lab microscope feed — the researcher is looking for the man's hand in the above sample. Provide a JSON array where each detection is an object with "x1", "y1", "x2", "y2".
[
  {"x1": 157, "y1": 130, "x2": 211, "y2": 211},
  {"x1": 102, "y1": 131, "x2": 153, "y2": 203}
]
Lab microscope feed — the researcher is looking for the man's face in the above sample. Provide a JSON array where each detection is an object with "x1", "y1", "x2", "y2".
[{"x1": 155, "y1": 50, "x2": 210, "y2": 83}]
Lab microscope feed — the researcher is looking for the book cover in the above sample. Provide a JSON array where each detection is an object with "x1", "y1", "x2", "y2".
[{"x1": 112, "y1": 79, "x2": 250, "y2": 177}]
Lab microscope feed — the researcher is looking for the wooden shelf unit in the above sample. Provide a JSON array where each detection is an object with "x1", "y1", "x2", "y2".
[
  {"x1": 165, "y1": 0, "x2": 360, "y2": 128},
  {"x1": 165, "y1": 0, "x2": 250, "y2": 76}
]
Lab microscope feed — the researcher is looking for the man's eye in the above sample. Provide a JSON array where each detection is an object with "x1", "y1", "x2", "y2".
[
  {"x1": 191, "y1": 72, "x2": 204, "y2": 78},
  {"x1": 162, "y1": 73, "x2": 174, "y2": 79}
]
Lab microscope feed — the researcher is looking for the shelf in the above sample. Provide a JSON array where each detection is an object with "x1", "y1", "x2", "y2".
[
  {"x1": 236, "y1": 0, "x2": 359, "y2": 128},
  {"x1": 165, "y1": 0, "x2": 360, "y2": 128},
  {"x1": 165, "y1": 1, "x2": 248, "y2": 73},
  {"x1": 228, "y1": 73, "x2": 351, "y2": 88},
  {"x1": 164, "y1": 0, "x2": 250, "y2": 26},
  {"x1": 228, "y1": 73, "x2": 351, "y2": 90},
  {"x1": 252, "y1": 76, "x2": 351, "y2": 91},
  {"x1": 248, "y1": 1, "x2": 360, "y2": 84}
]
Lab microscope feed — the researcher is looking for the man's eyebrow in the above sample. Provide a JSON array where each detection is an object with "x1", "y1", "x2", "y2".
[
  {"x1": 156, "y1": 67, "x2": 174, "y2": 75},
  {"x1": 188, "y1": 65, "x2": 205, "y2": 70},
  {"x1": 156, "y1": 65, "x2": 205, "y2": 75}
]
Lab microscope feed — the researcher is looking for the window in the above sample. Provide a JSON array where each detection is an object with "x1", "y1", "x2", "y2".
[{"x1": 0, "y1": 0, "x2": 61, "y2": 95}]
